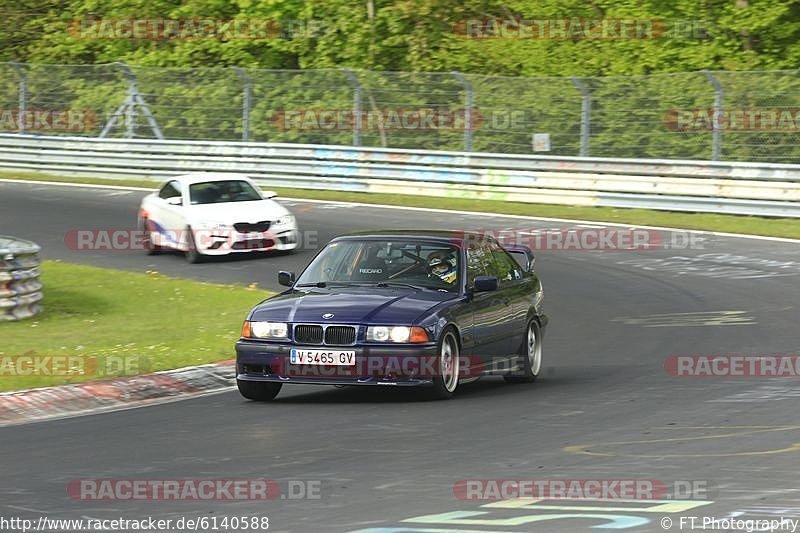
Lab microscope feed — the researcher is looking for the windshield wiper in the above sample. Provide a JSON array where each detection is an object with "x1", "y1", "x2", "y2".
[
  {"x1": 374, "y1": 282, "x2": 433, "y2": 290},
  {"x1": 296, "y1": 281, "x2": 343, "y2": 288},
  {"x1": 296, "y1": 281, "x2": 365, "y2": 288}
]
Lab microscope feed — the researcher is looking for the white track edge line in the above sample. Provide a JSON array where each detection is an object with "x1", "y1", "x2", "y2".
[{"x1": 2, "y1": 178, "x2": 799, "y2": 244}]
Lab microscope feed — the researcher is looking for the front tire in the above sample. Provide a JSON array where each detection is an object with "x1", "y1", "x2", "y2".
[
  {"x1": 504, "y1": 319, "x2": 542, "y2": 383},
  {"x1": 431, "y1": 329, "x2": 460, "y2": 399},
  {"x1": 185, "y1": 226, "x2": 204, "y2": 264},
  {"x1": 237, "y1": 379, "x2": 282, "y2": 401}
]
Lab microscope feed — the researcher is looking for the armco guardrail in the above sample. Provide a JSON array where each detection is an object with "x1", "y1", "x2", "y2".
[
  {"x1": 0, "y1": 236, "x2": 43, "y2": 322},
  {"x1": 1, "y1": 134, "x2": 800, "y2": 217}
]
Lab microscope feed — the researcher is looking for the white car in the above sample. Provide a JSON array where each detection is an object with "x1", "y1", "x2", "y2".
[{"x1": 138, "y1": 173, "x2": 299, "y2": 263}]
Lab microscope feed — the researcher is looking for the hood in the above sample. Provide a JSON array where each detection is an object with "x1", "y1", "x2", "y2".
[
  {"x1": 250, "y1": 287, "x2": 457, "y2": 325},
  {"x1": 186, "y1": 199, "x2": 288, "y2": 224}
]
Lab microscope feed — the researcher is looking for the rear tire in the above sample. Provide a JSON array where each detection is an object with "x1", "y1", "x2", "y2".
[
  {"x1": 430, "y1": 329, "x2": 460, "y2": 400},
  {"x1": 237, "y1": 379, "x2": 282, "y2": 401},
  {"x1": 504, "y1": 319, "x2": 542, "y2": 384}
]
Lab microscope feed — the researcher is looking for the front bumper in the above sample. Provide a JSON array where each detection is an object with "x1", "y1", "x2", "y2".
[
  {"x1": 236, "y1": 340, "x2": 439, "y2": 386},
  {"x1": 196, "y1": 227, "x2": 298, "y2": 255}
]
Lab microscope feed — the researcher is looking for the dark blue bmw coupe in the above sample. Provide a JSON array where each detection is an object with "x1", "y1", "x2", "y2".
[{"x1": 235, "y1": 230, "x2": 547, "y2": 400}]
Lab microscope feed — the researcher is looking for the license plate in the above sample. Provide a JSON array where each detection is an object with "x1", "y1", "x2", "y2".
[
  {"x1": 237, "y1": 237, "x2": 272, "y2": 249},
  {"x1": 290, "y1": 349, "x2": 356, "y2": 366}
]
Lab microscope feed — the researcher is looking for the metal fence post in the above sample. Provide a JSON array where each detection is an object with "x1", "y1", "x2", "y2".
[
  {"x1": 9, "y1": 63, "x2": 27, "y2": 134},
  {"x1": 703, "y1": 70, "x2": 723, "y2": 161},
  {"x1": 343, "y1": 69, "x2": 363, "y2": 146},
  {"x1": 451, "y1": 72, "x2": 474, "y2": 152},
  {"x1": 571, "y1": 77, "x2": 591, "y2": 157},
  {"x1": 232, "y1": 67, "x2": 252, "y2": 142},
  {"x1": 101, "y1": 62, "x2": 163, "y2": 139},
  {"x1": 124, "y1": 82, "x2": 136, "y2": 139},
  {"x1": 116, "y1": 62, "x2": 137, "y2": 139}
]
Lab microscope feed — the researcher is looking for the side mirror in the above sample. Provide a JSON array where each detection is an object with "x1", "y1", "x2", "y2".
[
  {"x1": 166, "y1": 196, "x2": 183, "y2": 206},
  {"x1": 506, "y1": 246, "x2": 534, "y2": 272},
  {"x1": 473, "y1": 276, "x2": 499, "y2": 292},
  {"x1": 261, "y1": 190, "x2": 277, "y2": 199},
  {"x1": 278, "y1": 271, "x2": 295, "y2": 287}
]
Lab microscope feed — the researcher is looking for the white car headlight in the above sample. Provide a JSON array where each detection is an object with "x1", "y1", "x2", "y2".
[
  {"x1": 273, "y1": 214, "x2": 295, "y2": 226},
  {"x1": 366, "y1": 326, "x2": 429, "y2": 343},
  {"x1": 249, "y1": 321, "x2": 288, "y2": 339}
]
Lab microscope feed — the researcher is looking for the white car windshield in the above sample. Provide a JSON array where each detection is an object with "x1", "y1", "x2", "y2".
[{"x1": 189, "y1": 180, "x2": 262, "y2": 205}]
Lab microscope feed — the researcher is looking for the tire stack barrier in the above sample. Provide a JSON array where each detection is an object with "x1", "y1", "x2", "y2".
[{"x1": 0, "y1": 236, "x2": 43, "y2": 321}]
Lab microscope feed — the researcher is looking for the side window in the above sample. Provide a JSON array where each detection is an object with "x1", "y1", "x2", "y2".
[
  {"x1": 489, "y1": 242, "x2": 521, "y2": 283},
  {"x1": 158, "y1": 181, "x2": 181, "y2": 200},
  {"x1": 466, "y1": 242, "x2": 493, "y2": 287}
]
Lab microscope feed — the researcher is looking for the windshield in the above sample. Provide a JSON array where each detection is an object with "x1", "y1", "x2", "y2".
[
  {"x1": 296, "y1": 239, "x2": 461, "y2": 292},
  {"x1": 189, "y1": 180, "x2": 262, "y2": 205}
]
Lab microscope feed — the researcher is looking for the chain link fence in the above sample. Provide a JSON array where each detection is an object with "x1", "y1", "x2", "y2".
[{"x1": 2, "y1": 62, "x2": 800, "y2": 162}]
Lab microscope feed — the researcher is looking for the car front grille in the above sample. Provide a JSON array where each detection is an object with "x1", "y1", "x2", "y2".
[
  {"x1": 234, "y1": 221, "x2": 271, "y2": 233},
  {"x1": 294, "y1": 324, "x2": 323, "y2": 344},
  {"x1": 293, "y1": 324, "x2": 357, "y2": 345},
  {"x1": 324, "y1": 326, "x2": 356, "y2": 345}
]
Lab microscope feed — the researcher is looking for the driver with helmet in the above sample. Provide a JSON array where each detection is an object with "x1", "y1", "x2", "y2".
[{"x1": 427, "y1": 250, "x2": 457, "y2": 284}]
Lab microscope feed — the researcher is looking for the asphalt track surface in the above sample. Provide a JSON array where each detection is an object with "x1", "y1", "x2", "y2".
[{"x1": 2, "y1": 179, "x2": 800, "y2": 532}]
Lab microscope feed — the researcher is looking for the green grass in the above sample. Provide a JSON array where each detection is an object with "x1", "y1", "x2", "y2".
[
  {"x1": 0, "y1": 261, "x2": 269, "y2": 392},
  {"x1": 3, "y1": 171, "x2": 800, "y2": 239}
]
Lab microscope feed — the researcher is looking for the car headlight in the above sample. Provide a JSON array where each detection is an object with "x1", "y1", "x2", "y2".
[
  {"x1": 273, "y1": 215, "x2": 295, "y2": 226},
  {"x1": 366, "y1": 326, "x2": 430, "y2": 343},
  {"x1": 243, "y1": 321, "x2": 288, "y2": 339}
]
